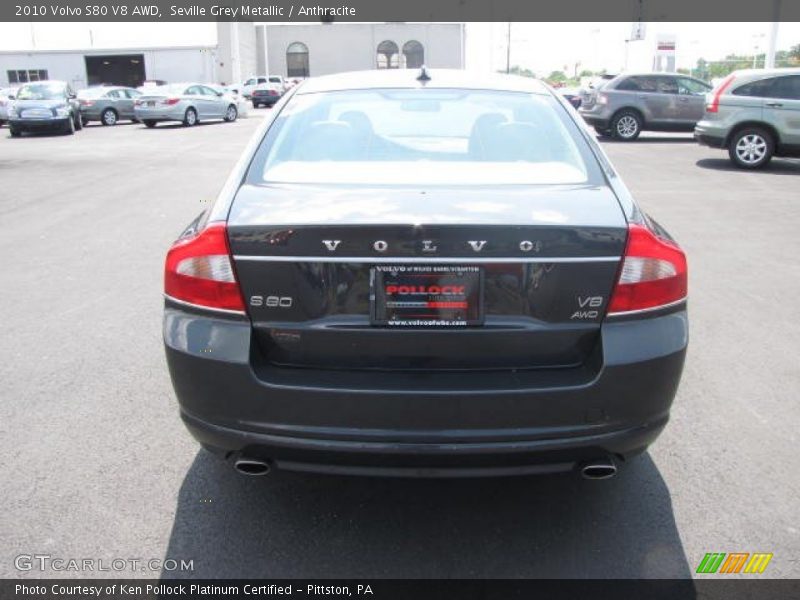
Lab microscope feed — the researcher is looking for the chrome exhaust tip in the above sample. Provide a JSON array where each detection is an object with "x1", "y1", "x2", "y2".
[
  {"x1": 234, "y1": 458, "x2": 272, "y2": 476},
  {"x1": 580, "y1": 458, "x2": 617, "y2": 480}
]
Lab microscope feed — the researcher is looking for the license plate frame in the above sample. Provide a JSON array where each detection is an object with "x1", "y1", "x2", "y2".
[{"x1": 370, "y1": 265, "x2": 484, "y2": 327}]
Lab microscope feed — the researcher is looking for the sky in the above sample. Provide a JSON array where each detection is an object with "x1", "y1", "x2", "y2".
[{"x1": 0, "y1": 22, "x2": 798, "y2": 75}]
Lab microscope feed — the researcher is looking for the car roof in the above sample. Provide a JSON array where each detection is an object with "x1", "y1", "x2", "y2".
[
  {"x1": 614, "y1": 72, "x2": 697, "y2": 79},
  {"x1": 297, "y1": 69, "x2": 551, "y2": 95},
  {"x1": 729, "y1": 67, "x2": 800, "y2": 80}
]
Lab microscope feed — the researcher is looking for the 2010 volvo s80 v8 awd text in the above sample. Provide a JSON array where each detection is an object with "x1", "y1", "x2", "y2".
[{"x1": 163, "y1": 69, "x2": 688, "y2": 479}]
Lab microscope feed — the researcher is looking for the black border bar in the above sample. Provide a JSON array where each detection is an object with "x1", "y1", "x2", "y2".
[
  {"x1": 2, "y1": 0, "x2": 800, "y2": 22},
  {"x1": 3, "y1": 579, "x2": 800, "y2": 600}
]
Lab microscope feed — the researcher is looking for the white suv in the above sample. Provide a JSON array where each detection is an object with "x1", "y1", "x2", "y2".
[{"x1": 241, "y1": 76, "x2": 285, "y2": 99}]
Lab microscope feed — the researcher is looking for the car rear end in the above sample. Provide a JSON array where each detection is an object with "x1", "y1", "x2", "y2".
[
  {"x1": 163, "y1": 72, "x2": 688, "y2": 478},
  {"x1": 694, "y1": 72, "x2": 763, "y2": 148},
  {"x1": 251, "y1": 85, "x2": 282, "y2": 107},
  {"x1": 578, "y1": 78, "x2": 617, "y2": 130},
  {"x1": 134, "y1": 85, "x2": 187, "y2": 123},
  {"x1": 77, "y1": 88, "x2": 108, "y2": 123}
]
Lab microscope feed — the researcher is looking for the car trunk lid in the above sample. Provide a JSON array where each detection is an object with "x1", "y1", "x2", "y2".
[{"x1": 227, "y1": 183, "x2": 627, "y2": 371}]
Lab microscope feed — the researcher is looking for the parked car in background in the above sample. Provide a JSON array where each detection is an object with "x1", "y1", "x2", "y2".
[
  {"x1": 242, "y1": 75, "x2": 288, "y2": 99},
  {"x1": 268, "y1": 75, "x2": 289, "y2": 93},
  {"x1": 78, "y1": 86, "x2": 142, "y2": 126},
  {"x1": 241, "y1": 76, "x2": 269, "y2": 99},
  {"x1": 580, "y1": 73, "x2": 712, "y2": 140},
  {"x1": 163, "y1": 69, "x2": 688, "y2": 480},
  {"x1": 559, "y1": 87, "x2": 582, "y2": 109},
  {"x1": 134, "y1": 83, "x2": 239, "y2": 128},
  {"x1": 0, "y1": 87, "x2": 18, "y2": 126},
  {"x1": 7, "y1": 80, "x2": 82, "y2": 137},
  {"x1": 211, "y1": 84, "x2": 249, "y2": 119},
  {"x1": 251, "y1": 84, "x2": 282, "y2": 108},
  {"x1": 695, "y1": 68, "x2": 800, "y2": 169}
]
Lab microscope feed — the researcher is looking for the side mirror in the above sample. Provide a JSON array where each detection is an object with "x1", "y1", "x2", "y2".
[
  {"x1": 216, "y1": 91, "x2": 223, "y2": 97},
  {"x1": 68, "y1": 92, "x2": 77, "y2": 99}
]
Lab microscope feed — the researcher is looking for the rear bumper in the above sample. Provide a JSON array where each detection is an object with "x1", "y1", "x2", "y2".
[
  {"x1": 694, "y1": 133, "x2": 725, "y2": 148},
  {"x1": 79, "y1": 108, "x2": 104, "y2": 121},
  {"x1": 252, "y1": 96, "x2": 279, "y2": 106},
  {"x1": 580, "y1": 115, "x2": 611, "y2": 129},
  {"x1": 694, "y1": 121, "x2": 727, "y2": 148},
  {"x1": 182, "y1": 409, "x2": 667, "y2": 477},
  {"x1": 579, "y1": 105, "x2": 612, "y2": 129},
  {"x1": 164, "y1": 305, "x2": 688, "y2": 476},
  {"x1": 134, "y1": 107, "x2": 184, "y2": 121}
]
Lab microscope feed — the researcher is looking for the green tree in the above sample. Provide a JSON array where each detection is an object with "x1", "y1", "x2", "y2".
[{"x1": 502, "y1": 65, "x2": 536, "y2": 78}]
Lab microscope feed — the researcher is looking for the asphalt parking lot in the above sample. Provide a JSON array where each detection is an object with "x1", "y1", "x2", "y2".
[{"x1": 1, "y1": 116, "x2": 799, "y2": 579}]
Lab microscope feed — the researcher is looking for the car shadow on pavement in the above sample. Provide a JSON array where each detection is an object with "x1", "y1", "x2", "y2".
[
  {"x1": 83, "y1": 122, "x2": 137, "y2": 128},
  {"x1": 600, "y1": 136, "x2": 695, "y2": 144},
  {"x1": 696, "y1": 157, "x2": 800, "y2": 175},
  {"x1": 139, "y1": 122, "x2": 221, "y2": 131},
  {"x1": 162, "y1": 450, "x2": 695, "y2": 582}
]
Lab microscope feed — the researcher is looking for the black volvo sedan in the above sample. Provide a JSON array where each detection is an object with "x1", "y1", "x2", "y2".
[{"x1": 163, "y1": 69, "x2": 688, "y2": 479}]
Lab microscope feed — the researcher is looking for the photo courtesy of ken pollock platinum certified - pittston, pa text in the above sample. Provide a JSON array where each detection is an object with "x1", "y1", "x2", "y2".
[{"x1": 14, "y1": 583, "x2": 370, "y2": 596}]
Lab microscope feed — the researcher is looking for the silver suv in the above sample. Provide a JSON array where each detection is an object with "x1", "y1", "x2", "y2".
[
  {"x1": 579, "y1": 73, "x2": 712, "y2": 140},
  {"x1": 694, "y1": 68, "x2": 800, "y2": 169}
]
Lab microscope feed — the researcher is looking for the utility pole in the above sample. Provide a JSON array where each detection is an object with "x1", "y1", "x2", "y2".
[
  {"x1": 230, "y1": 22, "x2": 242, "y2": 85},
  {"x1": 506, "y1": 22, "x2": 511, "y2": 74},
  {"x1": 753, "y1": 33, "x2": 765, "y2": 68},
  {"x1": 765, "y1": 0, "x2": 781, "y2": 69}
]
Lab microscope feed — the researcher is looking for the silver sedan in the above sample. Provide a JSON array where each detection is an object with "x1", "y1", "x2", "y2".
[{"x1": 133, "y1": 83, "x2": 239, "y2": 128}]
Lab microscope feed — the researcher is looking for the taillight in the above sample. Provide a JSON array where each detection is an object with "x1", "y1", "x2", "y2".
[
  {"x1": 134, "y1": 99, "x2": 143, "y2": 106},
  {"x1": 269, "y1": 90, "x2": 279, "y2": 96},
  {"x1": 164, "y1": 223, "x2": 245, "y2": 312},
  {"x1": 608, "y1": 224, "x2": 687, "y2": 315},
  {"x1": 164, "y1": 98, "x2": 180, "y2": 105},
  {"x1": 79, "y1": 99, "x2": 94, "y2": 106},
  {"x1": 596, "y1": 92, "x2": 608, "y2": 105},
  {"x1": 706, "y1": 74, "x2": 735, "y2": 113}
]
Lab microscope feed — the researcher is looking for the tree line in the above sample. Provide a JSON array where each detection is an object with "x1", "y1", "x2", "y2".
[{"x1": 503, "y1": 43, "x2": 800, "y2": 86}]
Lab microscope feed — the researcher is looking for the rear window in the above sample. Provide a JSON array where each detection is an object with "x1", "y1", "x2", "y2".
[
  {"x1": 77, "y1": 87, "x2": 108, "y2": 98},
  {"x1": 734, "y1": 75, "x2": 800, "y2": 100},
  {"x1": 733, "y1": 78, "x2": 776, "y2": 98},
  {"x1": 257, "y1": 89, "x2": 589, "y2": 185},
  {"x1": 154, "y1": 84, "x2": 189, "y2": 95}
]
